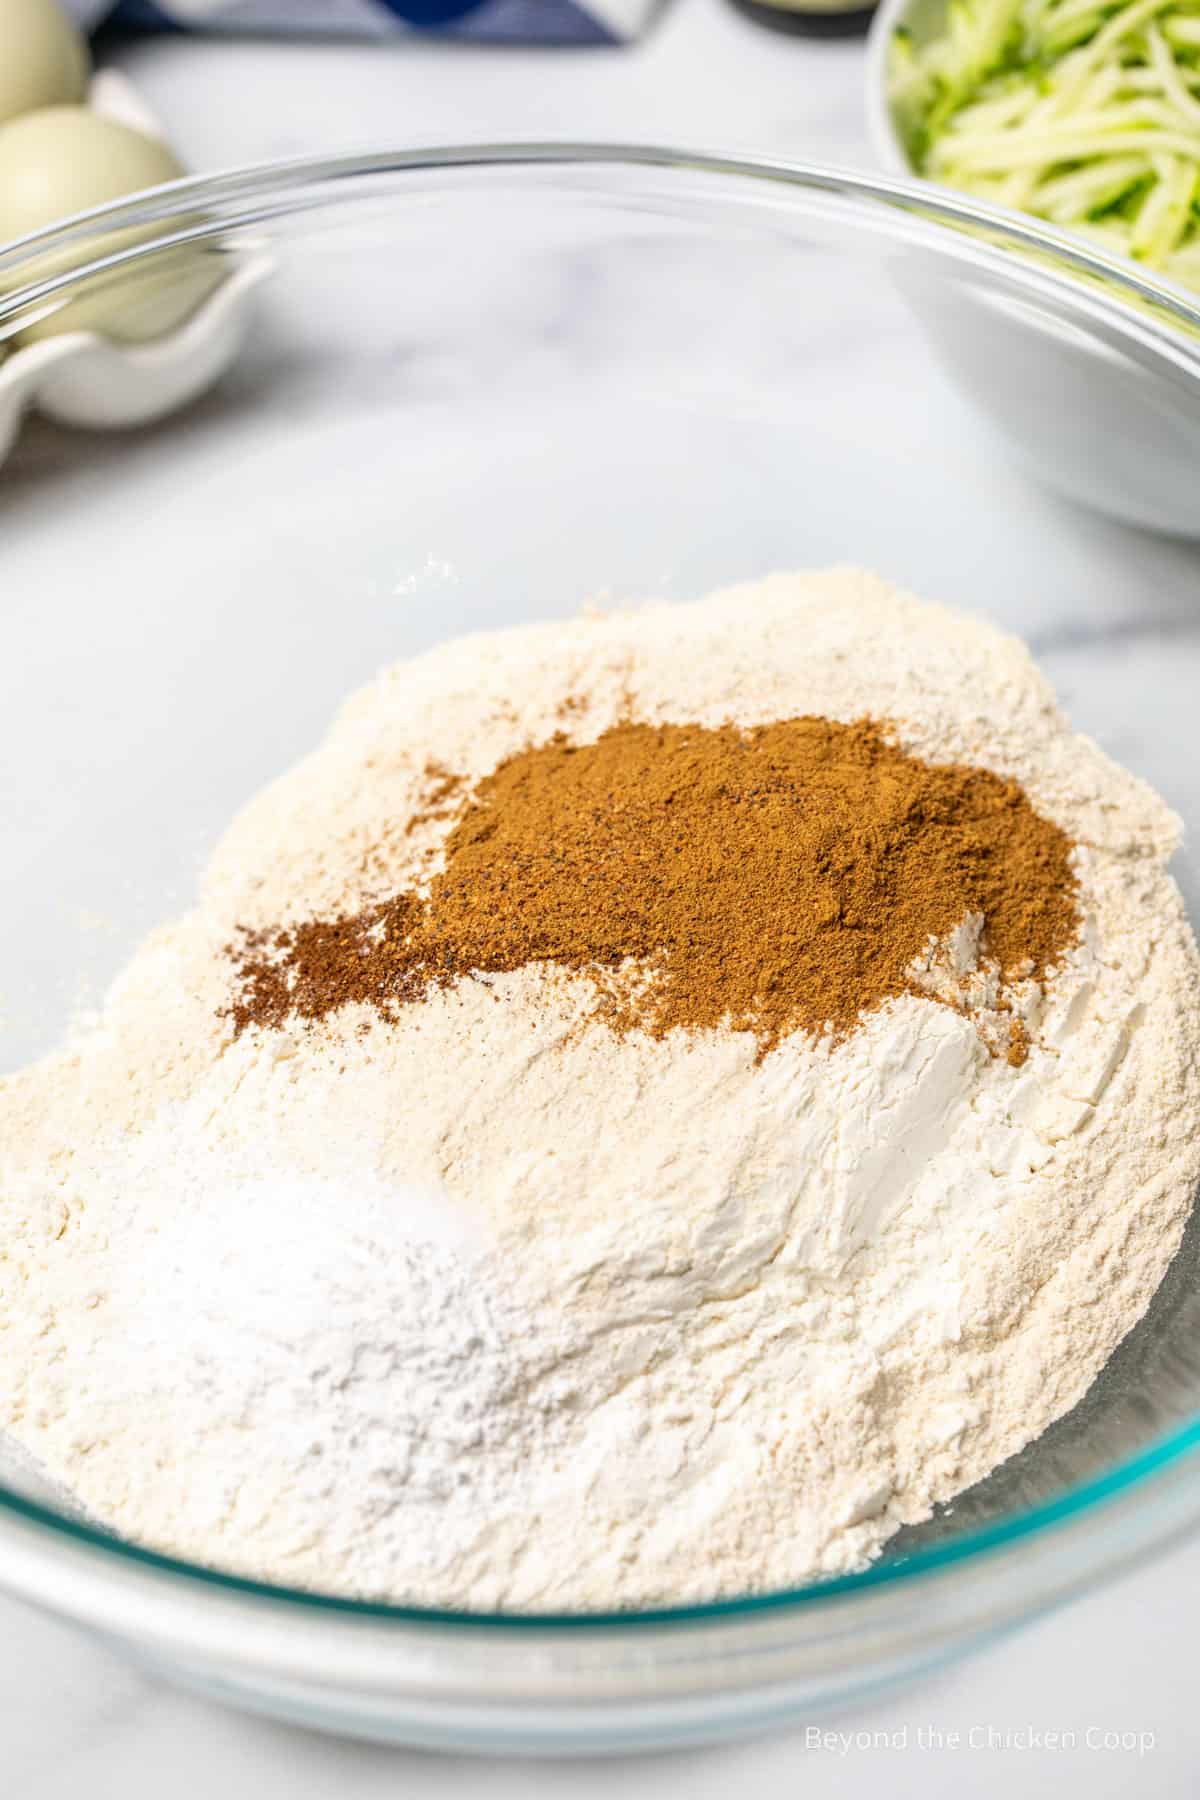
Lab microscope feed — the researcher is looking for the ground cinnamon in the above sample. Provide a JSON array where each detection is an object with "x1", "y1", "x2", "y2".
[{"x1": 227, "y1": 717, "x2": 1078, "y2": 1055}]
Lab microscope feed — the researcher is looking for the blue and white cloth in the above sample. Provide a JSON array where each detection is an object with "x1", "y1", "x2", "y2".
[{"x1": 67, "y1": 0, "x2": 655, "y2": 44}]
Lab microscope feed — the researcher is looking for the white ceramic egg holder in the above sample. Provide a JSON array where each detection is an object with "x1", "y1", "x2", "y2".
[{"x1": 0, "y1": 70, "x2": 270, "y2": 468}]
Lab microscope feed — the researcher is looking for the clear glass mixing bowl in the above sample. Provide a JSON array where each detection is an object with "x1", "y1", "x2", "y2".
[{"x1": 2, "y1": 147, "x2": 1200, "y2": 1754}]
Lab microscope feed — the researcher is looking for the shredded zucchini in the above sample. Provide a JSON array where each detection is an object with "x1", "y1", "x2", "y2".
[{"x1": 889, "y1": 0, "x2": 1200, "y2": 284}]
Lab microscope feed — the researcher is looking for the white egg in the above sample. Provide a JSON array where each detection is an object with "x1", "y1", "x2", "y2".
[
  {"x1": 0, "y1": 0, "x2": 89, "y2": 125},
  {"x1": 0, "y1": 107, "x2": 222, "y2": 343}
]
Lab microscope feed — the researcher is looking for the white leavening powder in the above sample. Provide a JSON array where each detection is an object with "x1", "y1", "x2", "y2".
[{"x1": 2, "y1": 567, "x2": 1200, "y2": 1609}]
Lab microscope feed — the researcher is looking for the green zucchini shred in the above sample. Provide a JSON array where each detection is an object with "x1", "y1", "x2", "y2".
[{"x1": 888, "y1": 0, "x2": 1200, "y2": 282}]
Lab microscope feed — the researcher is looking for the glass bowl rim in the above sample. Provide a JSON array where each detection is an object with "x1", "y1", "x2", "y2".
[
  {"x1": 1, "y1": 141, "x2": 1200, "y2": 355},
  {"x1": 4, "y1": 140, "x2": 1200, "y2": 1630}
]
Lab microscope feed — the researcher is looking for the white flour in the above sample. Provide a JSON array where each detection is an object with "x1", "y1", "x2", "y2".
[{"x1": 2, "y1": 567, "x2": 1199, "y2": 1608}]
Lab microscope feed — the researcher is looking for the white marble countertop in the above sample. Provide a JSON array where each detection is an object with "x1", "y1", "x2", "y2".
[{"x1": 7, "y1": 5, "x2": 1200, "y2": 1793}]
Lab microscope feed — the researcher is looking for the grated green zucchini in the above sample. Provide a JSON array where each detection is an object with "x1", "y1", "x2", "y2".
[{"x1": 889, "y1": 0, "x2": 1200, "y2": 284}]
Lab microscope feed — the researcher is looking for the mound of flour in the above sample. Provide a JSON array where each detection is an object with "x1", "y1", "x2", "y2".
[{"x1": 2, "y1": 567, "x2": 1199, "y2": 1609}]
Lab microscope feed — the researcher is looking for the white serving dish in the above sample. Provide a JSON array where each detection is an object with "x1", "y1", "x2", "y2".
[{"x1": 865, "y1": 0, "x2": 1200, "y2": 537}]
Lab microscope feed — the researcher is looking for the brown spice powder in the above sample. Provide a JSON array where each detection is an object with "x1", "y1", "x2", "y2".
[
  {"x1": 403, "y1": 761, "x2": 466, "y2": 836},
  {"x1": 227, "y1": 717, "x2": 1079, "y2": 1055}
]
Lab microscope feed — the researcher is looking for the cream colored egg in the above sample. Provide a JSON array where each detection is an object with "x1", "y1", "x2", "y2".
[
  {"x1": 0, "y1": 107, "x2": 222, "y2": 344},
  {"x1": 0, "y1": 0, "x2": 89, "y2": 125}
]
